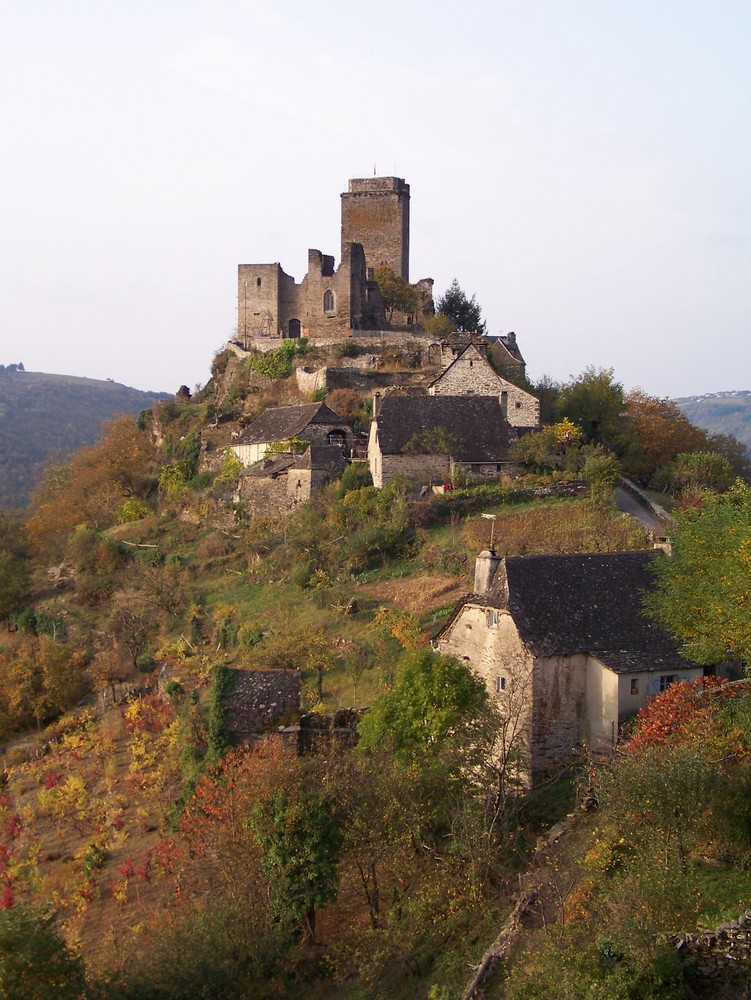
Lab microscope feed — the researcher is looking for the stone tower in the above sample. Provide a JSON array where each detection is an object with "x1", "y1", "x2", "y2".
[{"x1": 341, "y1": 177, "x2": 410, "y2": 281}]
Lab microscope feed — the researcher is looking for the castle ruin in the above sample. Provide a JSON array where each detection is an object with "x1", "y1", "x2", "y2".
[{"x1": 237, "y1": 177, "x2": 433, "y2": 345}]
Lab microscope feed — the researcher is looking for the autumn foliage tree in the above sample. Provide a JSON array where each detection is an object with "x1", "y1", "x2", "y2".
[{"x1": 27, "y1": 415, "x2": 157, "y2": 557}]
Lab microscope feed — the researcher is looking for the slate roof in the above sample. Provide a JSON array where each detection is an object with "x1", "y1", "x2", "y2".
[
  {"x1": 225, "y1": 669, "x2": 301, "y2": 736},
  {"x1": 290, "y1": 444, "x2": 348, "y2": 472},
  {"x1": 235, "y1": 402, "x2": 349, "y2": 445},
  {"x1": 480, "y1": 551, "x2": 699, "y2": 674},
  {"x1": 374, "y1": 396, "x2": 513, "y2": 463},
  {"x1": 242, "y1": 454, "x2": 298, "y2": 478}
]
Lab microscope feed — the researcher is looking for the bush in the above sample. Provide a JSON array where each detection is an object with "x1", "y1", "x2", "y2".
[{"x1": 246, "y1": 339, "x2": 309, "y2": 380}]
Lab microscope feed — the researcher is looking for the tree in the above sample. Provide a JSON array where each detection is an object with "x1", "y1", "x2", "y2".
[
  {"x1": 357, "y1": 649, "x2": 489, "y2": 763},
  {"x1": 620, "y1": 389, "x2": 709, "y2": 485},
  {"x1": 644, "y1": 480, "x2": 751, "y2": 665},
  {"x1": 373, "y1": 266, "x2": 419, "y2": 324},
  {"x1": 0, "y1": 905, "x2": 85, "y2": 999},
  {"x1": 436, "y1": 279, "x2": 486, "y2": 334},
  {"x1": 555, "y1": 366, "x2": 625, "y2": 446},
  {"x1": 248, "y1": 764, "x2": 343, "y2": 943},
  {"x1": 27, "y1": 415, "x2": 156, "y2": 557},
  {"x1": 654, "y1": 450, "x2": 733, "y2": 496}
]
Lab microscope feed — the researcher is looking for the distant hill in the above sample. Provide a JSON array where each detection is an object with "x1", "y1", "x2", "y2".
[
  {"x1": 674, "y1": 390, "x2": 751, "y2": 452},
  {"x1": 0, "y1": 368, "x2": 170, "y2": 510}
]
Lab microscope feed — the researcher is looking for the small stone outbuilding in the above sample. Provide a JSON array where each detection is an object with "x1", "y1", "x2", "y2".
[{"x1": 236, "y1": 444, "x2": 347, "y2": 517}]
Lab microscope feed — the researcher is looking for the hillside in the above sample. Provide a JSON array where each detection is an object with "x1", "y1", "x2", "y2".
[
  {"x1": 0, "y1": 368, "x2": 170, "y2": 509},
  {"x1": 675, "y1": 390, "x2": 751, "y2": 451}
]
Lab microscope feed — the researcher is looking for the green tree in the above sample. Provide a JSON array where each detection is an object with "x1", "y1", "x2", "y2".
[
  {"x1": 436, "y1": 279, "x2": 486, "y2": 334},
  {"x1": 0, "y1": 905, "x2": 86, "y2": 999},
  {"x1": 655, "y1": 450, "x2": 733, "y2": 496},
  {"x1": 249, "y1": 780, "x2": 342, "y2": 943},
  {"x1": 556, "y1": 366, "x2": 625, "y2": 446},
  {"x1": 644, "y1": 480, "x2": 751, "y2": 665},
  {"x1": 374, "y1": 266, "x2": 419, "y2": 324},
  {"x1": 357, "y1": 649, "x2": 489, "y2": 763}
]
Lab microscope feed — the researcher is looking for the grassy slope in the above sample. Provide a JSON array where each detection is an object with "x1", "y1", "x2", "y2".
[{"x1": 0, "y1": 491, "x2": 650, "y2": 986}]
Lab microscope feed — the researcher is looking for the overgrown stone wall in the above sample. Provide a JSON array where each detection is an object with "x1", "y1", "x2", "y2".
[{"x1": 671, "y1": 911, "x2": 751, "y2": 990}]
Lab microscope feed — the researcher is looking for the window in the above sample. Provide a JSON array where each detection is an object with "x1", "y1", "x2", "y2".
[
  {"x1": 496, "y1": 676, "x2": 506, "y2": 693},
  {"x1": 630, "y1": 678, "x2": 639, "y2": 695},
  {"x1": 487, "y1": 609, "x2": 500, "y2": 627},
  {"x1": 659, "y1": 674, "x2": 678, "y2": 692},
  {"x1": 515, "y1": 401, "x2": 522, "y2": 409},
  {"x1": 256, "y1": 277, "x2": 262, "y2": 287},
  {"x1": 323, "y1": 289, "x2": 335, "y2": 313}
]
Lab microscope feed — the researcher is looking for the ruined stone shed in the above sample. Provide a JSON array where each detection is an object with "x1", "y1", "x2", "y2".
[
  {"x1": 368, "y1": 394, "x2": 517, "y2": 488},
  {"x1": 437, "y1": 551, "x2": 711, "y2": 781},
  {"x1": 225, "y1": 669, "x2": 302, "y2": 744},
  {"x1": 236, "y1": 444, "x2": 347, "y2": 517}
]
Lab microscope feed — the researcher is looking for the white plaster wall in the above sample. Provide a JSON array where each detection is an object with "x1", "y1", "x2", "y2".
[
  {"x1": 586, "y1": 657, "x2": 620, "y2": 751},
  {"x1": 438, "y1": 605, "x2": 534, "y2": 774},
  {"x1": 231, "y1": 441, "x2": 267, "y2": 467}
]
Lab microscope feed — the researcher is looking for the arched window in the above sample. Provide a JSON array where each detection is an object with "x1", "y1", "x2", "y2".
[{"x1": 323, "y1": 289, "x2": 335, "y2": 313}]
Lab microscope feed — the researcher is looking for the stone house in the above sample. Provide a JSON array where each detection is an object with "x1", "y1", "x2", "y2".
[
  {"x1": 428, "y1": 343, "x2": 540, "y2": 431},
  {"x1": 368, "y1": 395, "x2": 516, "y2": 488},
  {"x1": 231, "y1": 402, "x2": 354, "y2": 467},
  {"x1": 436, "y1": 550, "x2": 710, "y2": 782},
  {"x1": 236, "y1": 445, "x2": 347, "y2": 518}
]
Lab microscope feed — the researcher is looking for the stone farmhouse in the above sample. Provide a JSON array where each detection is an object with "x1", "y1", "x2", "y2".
[
  {"x1": 436, "y1": 550, "x2": 712, "y2": 783},
  {"x1": 237, "y1": 176, "x2": 434, "y2": 344},
  {"x1": 428, "y1": 342, "x2": 540, "y2": 430},
  {"x1": 368, "y1": 395, "x2": 516, "y2": 488},
  {"x1": 230, "y1": 402, "x2": 354, "y2": 467}
]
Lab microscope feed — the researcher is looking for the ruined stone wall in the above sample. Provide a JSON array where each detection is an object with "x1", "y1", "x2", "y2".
[
  {"x1": 237, "y1": 263, "x2": 283, "y2": 340},
  {"x1": 238, "y1": 474, "x2": 299, "y2": 518},
  {"x1": 671, "y1": 911, "x2": 751, "y2": 992},
  {"x1": 298, "y1": 246, "x2": 361, "y2": 339},
  {"x1": 341, "y1": 177, "x2": 410, "y2": 280}
]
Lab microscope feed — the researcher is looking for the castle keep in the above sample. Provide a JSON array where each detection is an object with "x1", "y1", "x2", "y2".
[{"x1": 237, "y1": 177, "x2": 430, "y2": 344}]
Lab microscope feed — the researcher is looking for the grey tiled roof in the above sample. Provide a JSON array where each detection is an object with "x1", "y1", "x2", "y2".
[
  {"x1": 225, "y1": 669, "x2": 302, "y2": 735},
  {"x1": 235, "y1": 403, "x2": 349, "y2": 445},
  {"x1": 483, "y1": 551, "x2": 699, "y2": 673},
  {"x1": 375, "y1": 395, "x2": 513, "y2": 462}
]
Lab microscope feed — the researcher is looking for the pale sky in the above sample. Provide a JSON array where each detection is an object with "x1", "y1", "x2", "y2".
[{"x1": 1, "y1": 0, "x2": 749, "y2": 397}]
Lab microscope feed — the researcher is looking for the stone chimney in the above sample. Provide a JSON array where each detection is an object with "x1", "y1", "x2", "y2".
[
  {"x1": 474, "y1": 550, "x2": 501, "y2": 595},
  {"x1": 373, "y1": 391, "x2": 381, "y2": 418}
]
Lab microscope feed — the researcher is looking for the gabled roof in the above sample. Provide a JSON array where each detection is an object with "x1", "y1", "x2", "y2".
[
  {"x1": 374, "y1": 395, "x2": 513, "y2": 463},
  {"x1": 290, "y1": 444, "x2": 348, "y2": 472},
  {"x1": 428, "y1": 342, "x2": 500, "y2": 389},
  {"x1": 235, "y1": 402, "x2": 349, "y2": 445},
  {"x1": 480, "y1": 551, "x2": 699, "y2": 673}
]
